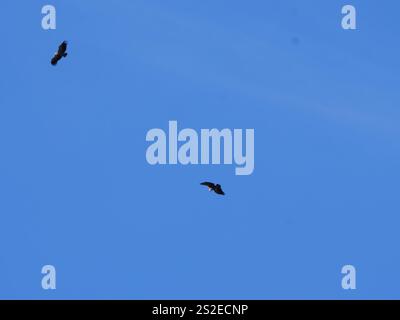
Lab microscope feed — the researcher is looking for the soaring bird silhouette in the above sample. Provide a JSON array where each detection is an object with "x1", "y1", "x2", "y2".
[
  {"x1": 201, "y1": 182, "x2": 225, "y2": 195},
  {"x1": 51, "y1": 41, "x2": 68, "y2": 65}
]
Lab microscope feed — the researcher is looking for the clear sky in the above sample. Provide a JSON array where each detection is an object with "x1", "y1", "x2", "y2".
[{"x1": 0, "y1": 0, "x2": 399, "y2": 299}]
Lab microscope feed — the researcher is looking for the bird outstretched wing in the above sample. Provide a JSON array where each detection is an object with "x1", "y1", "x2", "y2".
[
  {"x1": 51, "y1": 55, "x2": 59, "y2": 65},
  {"x1": 201, "y1": 182, "x2": 215, "y2": 189},
  {"x1": 58, "y1": 41, "x2": 67, "y2": 54}
]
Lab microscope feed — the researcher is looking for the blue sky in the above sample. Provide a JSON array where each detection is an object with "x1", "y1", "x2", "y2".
[{"x1": 0, "y1": 0, "x2": 400, "y2": 299}]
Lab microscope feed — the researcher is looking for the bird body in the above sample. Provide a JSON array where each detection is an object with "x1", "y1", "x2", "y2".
[
  {"x1": 201, "y1": 182, "x2": 225, "y2": 195},
  {"x1": 51, "y1": 41, "x2": 68, "y2": 65}
]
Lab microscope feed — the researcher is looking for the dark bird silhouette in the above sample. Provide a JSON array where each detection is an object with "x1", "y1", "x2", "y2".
[
  {"x1": 201, "y1": 182, "x2": 225, "y2": 195},
  {"x1": 51, "y1": 41, "x2": 68, "y2": 65}
]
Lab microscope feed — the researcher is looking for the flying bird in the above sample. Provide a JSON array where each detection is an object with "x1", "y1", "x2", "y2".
[
  {"x1": 51, "y1": 41, "x2": 68, "y2": 65},
  {"x1": 201, "y1": 182, "x2": 225, "y2": 195}
]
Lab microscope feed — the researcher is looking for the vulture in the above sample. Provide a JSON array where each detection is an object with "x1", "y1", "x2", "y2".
[
  {"x1": 201, "y1": 182, "x2": 225, "y2": 195},
  {"x1": 51, "y1": 41, "x2": 68, "y2": 65}
]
